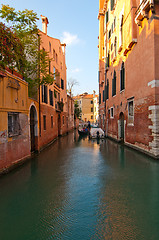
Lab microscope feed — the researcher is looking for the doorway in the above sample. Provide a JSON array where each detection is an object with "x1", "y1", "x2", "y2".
[
  {"x1": 30, "y1": 105, "x2": 38, "y2": 152},
  {"x1": 119, "y1": 112, "x2": 124, "y2": 142}
]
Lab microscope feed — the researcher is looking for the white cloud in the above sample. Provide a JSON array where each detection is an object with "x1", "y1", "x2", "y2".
[
  {"x1": 61, "y1": 32, "x2": 80, "y2": 46},
  {"x1": 71, "y1": 68, "x2": 81, "y2": 73}
]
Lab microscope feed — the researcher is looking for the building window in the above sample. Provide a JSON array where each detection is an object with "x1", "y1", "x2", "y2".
[
  {"x1": 108, "y1": 29, "x2": 111, "y2": 39},
  {"x1": 111, "y1": 23, "x2": 114, "y2": 34},
  {"x1": 91, "y1": 107, "x2": 93, "y2": 112},
  {"x1": 99, "y1": 93, "x2": 101, "y2": 104},
  {"x1": 114, "y1": 16, "x2": 116, "y2": 29},
  {"x1": 120, "y1": 62, "x2": 125, "y2": 91},
  {"x1": 110, "y1": 107, "x2": 114, "y2": 118},
  {"x1": 105, "y1": 79, "x2": 109, "y2": 100},
  {"x1": 53, "y1": 49, "x2": 55, "y2": 60},
  {"x1": 63, "y1": 115, "x2": 64, "y2": 125},
  {"x1": 8, "y1": 112, "x2": 21, "y2": 137},
  {"x1": 91, "y1": 100, "x2": 93, "y2": 104},
  {"x1": 61, "y1": 79, "x2": 64, "y2": 89},
  {"x1": 106, "y1": 51, "x2": 110, "y2": 68},
  {"x1": 103, "y1": 90, "x2": 105, "y2": 102},
  {"x1": 128, "y1": 100, "x2": 134, "y2": 125},
  {"x1": 49, "y1": 42, "x2": 51, "y2": 52},
  {"x1": 49, "y1": 89, "x2": 53, "y2": 106},
  {"x1": 91, "y1": 115, "x2": 93, "y2": 120},
  {"x1": 42, "y1": 85, "x2": 48, "y2": 104},
  {"x1": 112, "y1": 70, "x2": 116, "y2": 96},
  {"x1": 111, "y1": 43, "x2": 113, "y2": 51},
  {"x1": 108, "y1": 109, "x2": 110, "y2": 118},
  {"x1": 114, "y1": 37, "x2": 117, "y2": 57},
  {"x1": 106, "y1": 10, "x2": 109, "y2": 24},
  {"x1": 51, "y1": 116, "x2": 53, "y2": 128},
  {"x1": 111, "y1": 0, "x2": 115, "y2": 11},
  {"x1": 43, "y1": 115, "x2": 46, "y2": 130}
]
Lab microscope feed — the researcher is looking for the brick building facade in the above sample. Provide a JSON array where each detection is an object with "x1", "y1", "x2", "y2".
[
  {"x1": 38, "y1": 16, "x2": 74, "y2": 150},
  {"x1": 0, "y1": 16, "x2": 75, "y2": 174},
  {"x1": 98, "y1": 0, "x2": 159, "y2": 158}
]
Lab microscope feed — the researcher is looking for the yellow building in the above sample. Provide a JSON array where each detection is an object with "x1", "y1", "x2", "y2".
[
  {"x1": 0, "y1": 68, "x2": 38, "y2": 172},
  {"x1": 74, "y1": 92, "x2": 99, "y2": 123}
]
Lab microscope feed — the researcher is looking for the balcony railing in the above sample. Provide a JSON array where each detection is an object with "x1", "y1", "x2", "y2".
[{"x1": 135, "y1": 0, "x2": 154, "y2": 25}]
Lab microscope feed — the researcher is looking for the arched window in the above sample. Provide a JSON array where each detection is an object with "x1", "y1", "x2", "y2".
[
  {"x1": 120, "y1": 62, "x2": 125, "y2": 91},
  {"x1": 112, "y1": 70, "x2": 116, "y2": 96}
]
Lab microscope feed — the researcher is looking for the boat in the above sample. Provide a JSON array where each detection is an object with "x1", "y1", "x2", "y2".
[
  {"x1": 90, "y1": 128, "x2": 105, "y2": 139},
  {"x1": 78, "y1": 128, "x2": 89, "y2": 136}
]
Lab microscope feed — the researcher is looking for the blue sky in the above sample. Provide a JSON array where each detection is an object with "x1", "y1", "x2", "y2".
[{"x1": 1, "y1": 0, "x2": 99, "y2": 96}]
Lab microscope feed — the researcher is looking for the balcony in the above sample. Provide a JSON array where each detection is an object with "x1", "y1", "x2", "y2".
[{"x1": 135, "y1": 0, "x2": 154, "y2": 26}]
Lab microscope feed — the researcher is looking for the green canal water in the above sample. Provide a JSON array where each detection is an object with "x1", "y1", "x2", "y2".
[{"x1": 1, "y1": 132, "x2": 159, "y2": 240}]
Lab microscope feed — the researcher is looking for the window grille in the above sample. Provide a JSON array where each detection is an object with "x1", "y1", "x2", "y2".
[
  {"x1": 110, "y1": 107, "x2": 114, "y2": 118},
  {"x1": 128, "y1": 101, "x2": 134, "y2": 117},
  {"x1": 8, "y1": 112, "x2": 21, "y2": 137}
]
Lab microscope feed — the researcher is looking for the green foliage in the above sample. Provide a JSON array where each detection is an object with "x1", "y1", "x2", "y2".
[
  {"x1": 74, "y1": 100, "x2": 82, "y2": 119},
  {"x1": 0, "y1": 4, "x2": 55, "y2": 91},
  {"x1": 0, "y1": 22, "x2": 25, "y2": 70}
]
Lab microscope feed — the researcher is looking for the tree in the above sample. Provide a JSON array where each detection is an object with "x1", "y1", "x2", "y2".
[
  {"x1": 74, "y1": 100, "x2": 82, "y2": 119},
  {"x1": 67, "y1": 77, "x2": 78, "y2": 97},
  {"x1": 0, "y1": 4, "x2": 55, "y2": 92},
  {"x1": 0, "y1": 22, "x2": 25, "y2": 70}
]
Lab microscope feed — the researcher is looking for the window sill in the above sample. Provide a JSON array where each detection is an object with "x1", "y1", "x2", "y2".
[
  {"x1": 120, "y1": 89, "x2": 125, "y2": 94},
  {"x1": 118, "y1": 45, "x2": 123, "y2": 53},
  {"x1": 127, "y1": 123, "x2": 134, "y2": 127},
  {"x1": 8, "y1": 133, "x2": 20, "y2": 138}
]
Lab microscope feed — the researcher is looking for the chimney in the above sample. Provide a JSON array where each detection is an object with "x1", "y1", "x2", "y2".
[
  {"x1": 41, "y1": 15, "x2": 49, "y2": 35},
  {"x1": 61, "y1": 43, "x2": 66, "y2": 55}
]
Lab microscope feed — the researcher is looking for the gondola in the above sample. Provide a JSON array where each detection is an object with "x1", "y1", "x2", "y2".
[{"x1": 78, "y1": 128, "x2": 89, "y2": 136}]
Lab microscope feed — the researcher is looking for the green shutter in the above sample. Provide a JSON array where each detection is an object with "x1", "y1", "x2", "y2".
[
  {"x1": 111, "y1": 0, "x2": 114, "y2": 11},
  {"x1": 106, "y1": 11, "x2": 108, "y2": 24}
]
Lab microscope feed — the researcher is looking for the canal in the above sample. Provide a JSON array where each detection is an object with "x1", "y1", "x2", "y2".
[{"x1": 0, "y1": 131, "x2": 159, "y2": 240}]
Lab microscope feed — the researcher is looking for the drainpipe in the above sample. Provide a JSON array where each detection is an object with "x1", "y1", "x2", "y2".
[{"x1": 38, "y1": 33, "x2": 41, "y2": 137}]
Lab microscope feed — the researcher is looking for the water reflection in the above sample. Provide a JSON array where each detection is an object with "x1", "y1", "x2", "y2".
[{"x1": 0, "y1": 133, "x2": 159, "y2": 239}]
